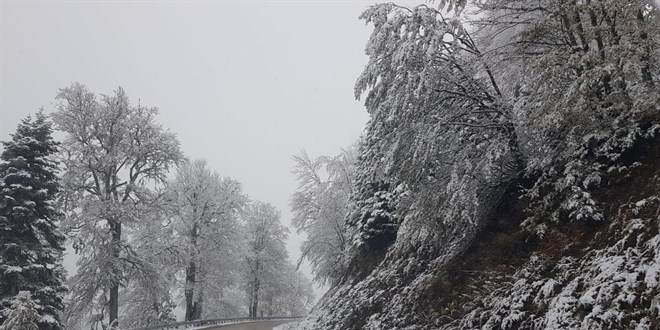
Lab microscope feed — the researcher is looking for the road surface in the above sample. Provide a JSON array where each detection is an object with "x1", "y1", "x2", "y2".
[{"x1": 204, "y1": 320, "x2": 294, "y2": 330}]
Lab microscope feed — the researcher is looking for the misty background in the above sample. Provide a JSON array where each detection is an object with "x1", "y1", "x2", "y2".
[{"x1": 0, "y1": 0, "x2": 431, "y2": 298}]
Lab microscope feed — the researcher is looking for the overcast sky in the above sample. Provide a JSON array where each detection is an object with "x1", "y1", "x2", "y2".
[{"x1": 1, "y1": 0, "x2": 424, "y2": 300}]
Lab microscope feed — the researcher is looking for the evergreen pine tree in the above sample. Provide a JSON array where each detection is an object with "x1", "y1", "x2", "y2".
[
  {"x1": 0, "y1": 112, "x2": 66, "y2": 330},
  {"x1": 1, "y1": 292, "x2": 39, "y2": 330}
]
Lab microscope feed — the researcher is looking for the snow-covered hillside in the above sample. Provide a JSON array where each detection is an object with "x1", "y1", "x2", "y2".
[
  {"x1": 296, "y1": 123, "x2": 659, "y2": 330},
  {"x1": 293, "y1": 1, "x2": 660, "y2": 329}
]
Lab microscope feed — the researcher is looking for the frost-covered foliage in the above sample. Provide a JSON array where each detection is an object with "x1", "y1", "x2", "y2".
[
  {"x1": 300, "y1": 140, "x2": 660, "y2": 330},
  {"x1": 435, "y1": 156, "x2": 660, "y2": 329},
  {"x1": 349, "y1": 2, "x2": 524, "y2": 262},
  {"x1": 1, "y1": 292, "x2": 39, "y2": 330},
  {"x1": 471, "y1": 0, "x2": 660, "y2": 233},
  {"x1": 298, "y1": 3, "x2": 530, "y2": 327},
  {"x1": 234, "y1": 201, "x2": 316, "y2": 319},
  {"x1": 0, "y1": 113, "x2": 66, "y2": 330},
  {"x1": 291, "y1": 147, "x2": 356, "y2": 285},
  {"x1": 349, "y1": 180, "x2": 410, "y2": 263},
  {"x1": 258, "y1": 263, "x2": 316, "y2": 317},
  {"x1": 297, "y1": 1, "x2": 660, "y2": 329},
  {"x1": 13, "y1": 84, "x2": 314, "y2": 328},
  {"x1": 117, "y1": 160, "x2": 313, "y2": 324},
  {"x1": 242, "y1": 201, "x2": 290, "y2": 318},
  {"x1": 164, "y1": 159, "x2": 247, "y2": 321},
  {"x1": 117, "y1": 177, "x2": 313, "y2": 325},
  {"x1": 118, "y1": 208, "x2": 178, "y2": 328},
  {"x1": 53, "y1": 83, "x2": 184, "y2": 329}
]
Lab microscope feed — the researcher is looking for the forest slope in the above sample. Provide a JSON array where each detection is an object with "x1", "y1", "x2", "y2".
[
  {"x1": 297, "y1": 136, "x2": 659, "y2": 330},
  {"x1": 294, "y1": 1, "x2": 660, "y2": 329}
]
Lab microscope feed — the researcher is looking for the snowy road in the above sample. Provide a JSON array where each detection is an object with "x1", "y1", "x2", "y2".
[{"x1": 203, "y1": 320, "x2": 293, "y2": 330}]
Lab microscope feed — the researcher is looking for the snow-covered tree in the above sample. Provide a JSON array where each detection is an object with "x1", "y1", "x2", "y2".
[
  {"x1": 355, "y1": 3, "x2": 525, "y2": 178},
  {"x1": 1, "y1": 292, "x2": 39, "y2": 330},
  {"x1": 53, "y1": 83, "x2": 184, "y2": 329},
  {"x1": 242, "y1": 201, "x2": 289, "y2": 318},
  {"x1": 349, "y1": 3, "x2": 523, "y2": 263},
  {"x1": 470, "y1": 0, "x2": 660, "y2": 233},
  {"x1": 0, "y1": 112, "x2": 66, "y2": 330},
  {"x1": 163, "y1": 159, "x2": 246, "y2": 321},
  {"x1": 348, "y1": 0, "x2": 658, "y2": 255},
  {"x1": 258, "y1": 263, "x2": 315, "y2": 317},
  {"x1": 295, "y1": 1, "x2": 660, "y2": 328},
  {"x1": 118, "y1": 208, "x2": 178, "y2": 328},
  {"x1": 290, "y1": 147, "x2": 356, "y2": 285}
]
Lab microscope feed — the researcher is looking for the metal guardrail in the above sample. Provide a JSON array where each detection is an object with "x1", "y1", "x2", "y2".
[{"x1": 128, "y1": 316, "x2": 304, "y2": 330}]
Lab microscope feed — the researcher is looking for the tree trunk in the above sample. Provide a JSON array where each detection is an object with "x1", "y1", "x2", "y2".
[
  {"x1": 249, "y1": 260, "x2": 260, "y2": 318},
  {"x1": 193, "y1": 299, "x2": 203, "y2": 320},
  {"x1": 267, "y1": 296, "x2": 273, "y2": 317},
  {"x1": 185, "y1": 222, "x2": 199, "y2": 321},
  {"x1": 109, "y1": 221, "x2": 121, "y2": 328},
  {"x1": 249, "y1": 281, "x2": 259, "y2": 317},
  {"x1": 185, "y1": 260, "x2": 197, "y2": 321},
  {"x1": 504, "y1": 121, "x2": 525, "y2": 174}
]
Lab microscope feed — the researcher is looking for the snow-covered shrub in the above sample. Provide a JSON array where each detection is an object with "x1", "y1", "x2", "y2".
[{"x1": 350, "y1": 181, "x2": 403, "y2": 252}]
